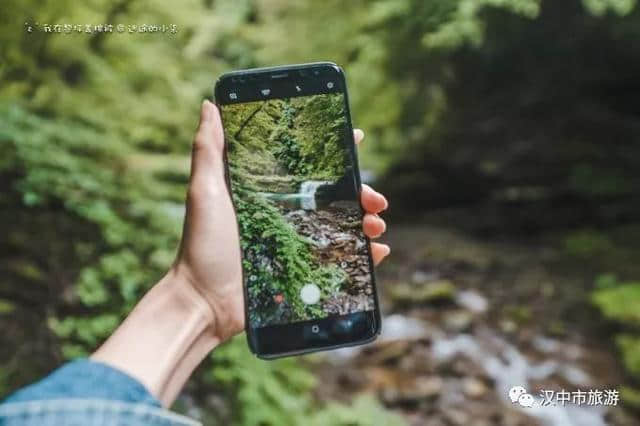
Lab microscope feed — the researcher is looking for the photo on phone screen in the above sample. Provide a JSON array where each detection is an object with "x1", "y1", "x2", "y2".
[{"x1": 219, "y1": 92, "x2": 375, "y2": 330}]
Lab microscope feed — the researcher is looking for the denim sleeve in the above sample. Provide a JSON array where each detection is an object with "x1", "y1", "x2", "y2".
[
  {"x1": 0, "y1": 360, "x2": 201, "y2": 425},
  {"x1": 3, "y1": 359, "x2": 160, "y2": 407}
]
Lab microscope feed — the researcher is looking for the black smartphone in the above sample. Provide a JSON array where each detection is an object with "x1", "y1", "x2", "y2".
[{"x1": 214, "y1": 62, "x2": 381, "y2": 358}]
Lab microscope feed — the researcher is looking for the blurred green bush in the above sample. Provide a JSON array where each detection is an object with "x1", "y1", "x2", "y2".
[{"x1": 593, "y1": 275, "x2": 640, "y2": 408}]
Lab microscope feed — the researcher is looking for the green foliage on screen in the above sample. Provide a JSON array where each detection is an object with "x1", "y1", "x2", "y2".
[
  {"x1": 221, "y1": 94, "x2": 347, "y2": 190},
  {"x1": 233, "y1": 189, "x2": 346, "y2": 325},
  {"x1": 222, "y1": 94, "x2": 350, "y2": 326}
]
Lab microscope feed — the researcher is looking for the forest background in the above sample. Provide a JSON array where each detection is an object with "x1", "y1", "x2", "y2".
[{"x1": 2, "y1": 0, "x2": 640, "y2": 425}]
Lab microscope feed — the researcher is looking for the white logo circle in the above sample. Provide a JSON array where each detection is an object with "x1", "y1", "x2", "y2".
[
  {"x1": 300, "y1": 283, "x2": 321, "y2": 305},
  {"x1": 518, "y1": 393, "x2": 535, "y2": 408},
  {"x1": 509, "y1": 386, "x2": 527, "y2": 403}
]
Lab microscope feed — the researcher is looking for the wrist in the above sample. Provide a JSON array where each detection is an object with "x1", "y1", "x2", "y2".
[
  {"x1": 91, "y1": 271, "x2": 220, "y2": 406},
  {"x1": 170, "y1": 260, "x2": 244, "y2": 342},
  {"x1": 163, "y1": 267, "x2": 217, "y2": 331}
]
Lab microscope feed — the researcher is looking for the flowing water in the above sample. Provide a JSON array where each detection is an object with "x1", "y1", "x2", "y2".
[
  {"x1": 328, "y1": 313, "x2": 609, "y2": 426},
  {"x1": 258, "y1": 180, "x2": 331, "y2": 210},
  {"x1": 431, "y1": 329, "x2": 608, "y2": 426}
]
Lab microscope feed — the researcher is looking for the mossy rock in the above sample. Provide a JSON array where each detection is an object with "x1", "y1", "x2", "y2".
[{"x1": 389, "y1": 280, "x2": 456, "y2": 305}]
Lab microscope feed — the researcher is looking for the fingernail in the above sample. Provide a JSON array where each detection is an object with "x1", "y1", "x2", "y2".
[
  {"x1": 382, "y1": 244, "x2": 391, "y2": 257},
  {"x1": 380, "y1": 194, "x2": 389, "y2": 210}
]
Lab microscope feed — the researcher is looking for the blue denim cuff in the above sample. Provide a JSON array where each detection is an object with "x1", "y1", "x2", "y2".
[{"x1": 3, "y1": 359, "x2": 161, "y2": 407}]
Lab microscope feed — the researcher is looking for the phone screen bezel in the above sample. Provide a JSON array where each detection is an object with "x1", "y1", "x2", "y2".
[{"x1": 214, "y1": 62, "x2": 381, "y2": 359}]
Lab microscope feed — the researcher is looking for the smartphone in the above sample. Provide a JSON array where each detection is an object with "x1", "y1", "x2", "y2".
[{"x1": 214, "y1": 62, "x2": 381, "y2": 358}]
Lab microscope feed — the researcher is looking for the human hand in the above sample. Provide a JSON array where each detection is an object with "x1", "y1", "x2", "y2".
[
  {"x1": 171, "y1": 100, "x2": 390, "y2": 342},
  {"x1": 91, "y1": 100, "x2": 390, "y2": 406}
]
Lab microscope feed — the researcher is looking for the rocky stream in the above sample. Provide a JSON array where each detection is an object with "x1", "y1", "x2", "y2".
[
  {"x1": 308, "y1": 224, "x2": 638, "y2": 426},
  {"x1": 284, "y1": 203, "x2": 375, "y2": 316}
]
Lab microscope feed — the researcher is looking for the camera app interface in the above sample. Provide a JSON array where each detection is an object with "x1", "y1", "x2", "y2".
[{"x1": 221, "y1": 93, "x2": 375, "y2": 328}]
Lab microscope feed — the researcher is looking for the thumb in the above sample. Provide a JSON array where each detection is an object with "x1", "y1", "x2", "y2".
[{"x1": 190, "y1": 100, "x2": 226, "y2": 189}]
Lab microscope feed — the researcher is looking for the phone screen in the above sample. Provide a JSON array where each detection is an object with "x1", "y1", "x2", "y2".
[{"x1": 219, "y1": 76, "x2": 377, "y2": 337}]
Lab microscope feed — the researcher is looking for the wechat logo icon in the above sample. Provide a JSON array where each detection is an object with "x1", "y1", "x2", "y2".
[{"x1": 509, "y1": 385, "x2": 535, "y2": 408}]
